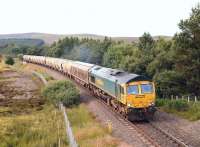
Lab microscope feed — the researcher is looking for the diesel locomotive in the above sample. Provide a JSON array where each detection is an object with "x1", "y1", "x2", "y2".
[{"x1": 23, "y1": 55, "x2": 156, "y2": 121}]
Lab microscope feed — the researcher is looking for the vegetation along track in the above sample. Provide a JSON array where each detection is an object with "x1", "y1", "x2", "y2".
[{"x1": 28, "y1": 63, "x2": 189, "y2": 147}]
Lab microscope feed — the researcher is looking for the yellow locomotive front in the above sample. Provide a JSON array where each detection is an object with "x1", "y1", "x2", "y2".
[
  {"x1": 126, "y1": 81, "x2": 155, "y2": 108},
  {"x1": 124, "y1": 81, "x2": 156, "y2": 121}
]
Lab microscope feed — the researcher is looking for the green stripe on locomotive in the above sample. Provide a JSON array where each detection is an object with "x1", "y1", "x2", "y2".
[{"x1": 89, "y1": 66, "x2": 121, "y2": 98}]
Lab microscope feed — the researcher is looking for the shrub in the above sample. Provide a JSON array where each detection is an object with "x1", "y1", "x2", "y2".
[
  {"x1": 167, "y1": 100, "x2": 189, "y2": 111},
  {"x1": 5, "y1": 56, "x2": 15, "y2": 65},
  {"x1": 42, "y1": 80, "x2": 80, "y2": 107},
  {"x1": 156, "y1": 99, "x2": 169, "y2": 107}
]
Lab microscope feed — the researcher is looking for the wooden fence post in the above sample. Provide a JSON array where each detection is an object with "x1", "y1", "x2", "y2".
[
  {"x1": 176, "y1": 96, "x2": 178, "y2": 100},
  {"x1": 195, "y1": 96, "x2": 197, "y2": 102},
  {"x1": 187, "y1": 96, "x2": 190, "y2": 102},
  {"x1": 171, "y1": 95, "x2": 173, "y2": 100},
  {"x1": 182, "y1": 96, "x2": 184, "y2": 100}
]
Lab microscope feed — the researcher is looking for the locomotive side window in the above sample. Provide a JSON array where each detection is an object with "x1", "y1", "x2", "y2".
[
  {"x1": 127, "y1": 85, "x2": 138, "y2": 95},
  {"x1": 91, "y1": 76, "x2": 95, "y2": 83},
  {"x1": 120, "y1": 86, "x2": 124, "y2": 94}
]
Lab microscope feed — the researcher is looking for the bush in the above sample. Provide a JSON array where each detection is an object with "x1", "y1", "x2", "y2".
[
  {"x1": 156, "y1": 99, "x2": 169, "y2": 107},
  {"x1": 42, "y1": 80, "x2": 80, "y2": 107},
  {"x1": 5, "y1": 56, "x2": 15, "y2": 65},
  {"x1": 166, "y1": 100, "x2": 189, "y2": 111}
]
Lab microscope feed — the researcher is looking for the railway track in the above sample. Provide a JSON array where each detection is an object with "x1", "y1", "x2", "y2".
[
  {"x1": 94, "y1": 97, "x2": 160, "y2": 147},
  {"x1": 151, "y1": 113, "x2": 200, "y2": 147},
  {"x1": 93, "y1": 95, "x2": 189, "y2": 147},
  {"x1": 29, "y1": 63, "x2": 189, "y2": 147}
]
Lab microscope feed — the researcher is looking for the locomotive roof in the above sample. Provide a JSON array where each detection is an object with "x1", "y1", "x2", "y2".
[{"x1": 90, "y1": 65, "x2": 149, "y2": 84}]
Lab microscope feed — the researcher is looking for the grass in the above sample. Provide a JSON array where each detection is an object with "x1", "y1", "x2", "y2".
[
  {"x1": 0, "y1": 61, "x2": 68, "y2": 147},
  {"x1": 156, "y1": 99, "x2": 200, "y2": 121},
  {"x1": 33, "y1": 68, "x2": 54, "y2": 82},
  {"x1": 0, "y1": 61, "x2": 10, "y2": 72},
  {"x1": 41, "y1": 72, "x2": 54, "y2": 81},
  {"x1": 11, "y1": 58, "x2": 27, "y2": 71},
  {"x1": 6, "y1": 59, "x2": 52, "y2": 82},
  {"x1": 67, "y1": 104, "x2": 119, "y2": 147},
  {"x1": 0, "y1": 105, "x2": 68, "y2": 147}
]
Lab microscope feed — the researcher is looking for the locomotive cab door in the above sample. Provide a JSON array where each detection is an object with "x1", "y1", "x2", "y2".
[
  {"x1": 119, "y1": 85, "x2": 126, "y2": 104},
  {"x1": 116, "y1": 83, "x2": 126, "y2": 105}
]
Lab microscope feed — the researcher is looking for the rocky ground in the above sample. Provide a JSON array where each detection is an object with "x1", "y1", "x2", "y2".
[{"x1": 25, "y1": 63, "x2": 200, "y2": 147}]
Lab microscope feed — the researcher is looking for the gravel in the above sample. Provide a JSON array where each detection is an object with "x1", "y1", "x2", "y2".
[{"x1": 152, "y1": 110, "x2": 200, "y2": 147}]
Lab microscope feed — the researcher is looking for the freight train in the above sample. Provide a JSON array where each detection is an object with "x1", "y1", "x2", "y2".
[{"x1": 23, "y1": 55, "x2": 156, "y2": 121}]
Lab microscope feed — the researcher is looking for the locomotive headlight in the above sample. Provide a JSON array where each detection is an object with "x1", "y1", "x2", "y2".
[
  {"x1": 128, "y1": 104, "x2": 131, "y2": 107},
  {"x1": 149, "y1": 102, "x2": 155, "y2": 106}
]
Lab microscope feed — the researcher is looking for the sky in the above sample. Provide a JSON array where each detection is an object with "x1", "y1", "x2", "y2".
[{"x1": 0, "y1": 0, "x2": 199, "y2": 37}]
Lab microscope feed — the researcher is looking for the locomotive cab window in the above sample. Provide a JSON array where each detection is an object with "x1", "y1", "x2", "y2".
[
  {"x1": 141, "y1": 84, "x2": 153, "y2": 93},
  {"x1": 127, "y1": 85, "x2": 139, "y2": 95}
]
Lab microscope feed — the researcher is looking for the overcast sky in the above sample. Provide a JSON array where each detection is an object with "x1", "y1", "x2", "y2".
[{"x1": 0, "y1": 0, "x2": 199, "y2": 37}]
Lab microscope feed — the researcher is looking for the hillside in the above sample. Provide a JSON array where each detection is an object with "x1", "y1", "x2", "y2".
[
  {"x1": 0, "y1": 38, "x2": 44, "y2": 47},
  {"x1": 0, "y1": 33, "x2": 172, "y2": 45},
  {"x1": 0, "y1": 33, "x2": 65, "y2": 45}
]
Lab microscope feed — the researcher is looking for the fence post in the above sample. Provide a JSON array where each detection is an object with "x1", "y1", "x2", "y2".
[
  {"x1": 182, "y1": 96, "x2": 184, "y2": 100},
  {"x1": 61, "y1": 103, "x2": 78, "y2": 147},
  {"x1": 176, "y1": 96, "x2": 178, "y2": 100},
  {"x1": 195, "y1": 96, "x2": 197, "y2": 102},
  {"x1": 171, "y1": 95, "x2": 173, "y2": 100},
  {"x1": 187, "y1": 96, "x2": 190, "y2": 102}
]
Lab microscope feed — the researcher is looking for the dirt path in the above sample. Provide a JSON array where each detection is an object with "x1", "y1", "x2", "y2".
[{"x1": 25, "y1": 63, "x2": 149, "y2": 147}]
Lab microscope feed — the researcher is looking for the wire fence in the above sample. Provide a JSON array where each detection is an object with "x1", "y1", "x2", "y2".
[
  {"x1": 60, "y1": 103, "x2": 78, "y2": 147},
  {"x1": 161, "y1": 95, "x2": 200, "y2": 102}
]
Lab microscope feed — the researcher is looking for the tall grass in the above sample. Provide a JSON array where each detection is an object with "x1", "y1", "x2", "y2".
[
  {"x1": 0, "y1": 105, "x2": 68, "y2": 147},
  {"x1": 156, "y1": 99, "x2": 200, "y2": 121},
  {"x1": 67, "y1": 104, "x2": 119, "y2": 147},
  {"x1": 0, "y1": 60, "x2": 10, "y2": 72}
]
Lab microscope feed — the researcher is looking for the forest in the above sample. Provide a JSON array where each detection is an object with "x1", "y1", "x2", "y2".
[{"x1": 2, "y1": 4, "x2": 200, "y2": 97}]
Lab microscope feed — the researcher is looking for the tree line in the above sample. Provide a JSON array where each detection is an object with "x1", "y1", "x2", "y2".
[{"x1": 2, "y1": 4, "x2": 200, "y2": 97}]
